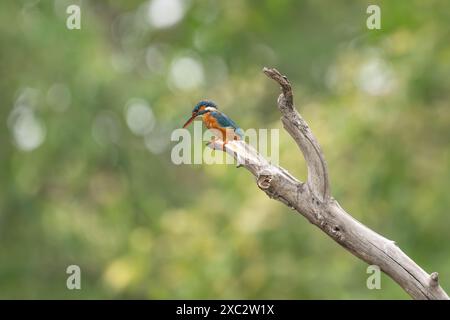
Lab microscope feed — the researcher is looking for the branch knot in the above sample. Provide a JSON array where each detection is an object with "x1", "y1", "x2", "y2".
[
  {"x1": 430, "y1": 272, "x2": 439, "y2": 287},
  {"x1": 257, "y1": 174, "x2": 273, "y2": 190}
]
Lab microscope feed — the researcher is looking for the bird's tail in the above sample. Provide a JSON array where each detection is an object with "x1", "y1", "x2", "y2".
[{"x1": 235, "y1": 128, "x2": 244, "y2": 140}]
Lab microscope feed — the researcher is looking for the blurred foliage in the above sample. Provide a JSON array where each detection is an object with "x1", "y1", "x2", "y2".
[{"x1": 0, "y1": 0, "x2": 449, "y2": 299}]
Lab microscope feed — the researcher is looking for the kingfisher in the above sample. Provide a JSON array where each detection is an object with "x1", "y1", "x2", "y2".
[{"x1": 182, "y1": 100, "x2": 244, "y2": 148}]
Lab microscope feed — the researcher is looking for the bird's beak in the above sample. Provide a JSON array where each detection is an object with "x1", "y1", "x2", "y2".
[{"x1": 182, "y1": 113, "x2": 197, "y2": 128}]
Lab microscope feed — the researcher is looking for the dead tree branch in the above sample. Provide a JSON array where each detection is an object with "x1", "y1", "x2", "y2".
[{"x1": 208, "y1": 67, "x2": 449, "y2": 300}]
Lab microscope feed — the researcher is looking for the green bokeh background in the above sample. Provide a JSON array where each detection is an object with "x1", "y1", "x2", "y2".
[{"x1": 0, "y1": 0, "x2": 449, "y2": 299}]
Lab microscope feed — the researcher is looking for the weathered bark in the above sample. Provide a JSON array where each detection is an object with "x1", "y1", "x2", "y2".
[{"x1": 209, "y1": 67, "x2": 449, "y2": 300}]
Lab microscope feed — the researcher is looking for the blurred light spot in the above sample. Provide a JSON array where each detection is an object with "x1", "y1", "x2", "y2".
[
  {"x1": 47, "y1": 83, "x2": 71, "y2": 112},
  {"x1": 9, "y1": 88, "x2": 46, "y2": 152},
  {"x1": 386, "y1": 29, "x2": 415, "y2": 55},
  {"x1": 125, "y1": 98, "x2": 155, "y2": 136},
  {"x1": 147, "y1": 0, "x2": 185, "y2": 29},
  {"x1": 144, "y1": 126, "x2": 169, "y2": 154},
  {"x1": 15, "y1": 87, "x2": 40, "y2": 107},
  {"x1": 92, "y1": 111, "x2": 121, "y2": 146},
  {"x1": 160, "y1": 209, "x2": 191, "y2": 234},
  {"x1": 169, "y1": 56, "x2": 204, "y2": 91},
  {"x1": 357, "y1": 58, "x2": 396, "y2": 96},
  {"x1": 103, "y1": 258, "x2": 137, "y2": 291},
  {"x1": 8, "y1": 106, "x2": 46, "y2": 152},
  {"x1": 145, "y1": 45, "x2": 166, "y2": 74}
]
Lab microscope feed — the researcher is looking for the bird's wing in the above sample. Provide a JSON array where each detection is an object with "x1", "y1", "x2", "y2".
[
  {"x1": 211, "y1": 111, "x2": 239, "y2": 129},
  {"x1": 211, "y1": 111, "x2": 244, "y2": 138}
]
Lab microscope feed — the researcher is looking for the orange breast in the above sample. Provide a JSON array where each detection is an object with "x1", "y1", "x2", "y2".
[
  {"x1": 203, "y1": 113, "x2": 227, "y2": 141},
  {"x1": 203, "y1": 113, "x2": 219, "y2": 129}
]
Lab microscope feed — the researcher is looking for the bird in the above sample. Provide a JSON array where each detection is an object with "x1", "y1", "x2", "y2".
[{"x1": 182, "y1": 100, "x2": 244, "y2": 149}]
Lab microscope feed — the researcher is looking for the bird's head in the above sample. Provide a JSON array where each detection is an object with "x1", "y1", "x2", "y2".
[{"x1": 182, "y1": 100, "x2": 218, "y2": 128}]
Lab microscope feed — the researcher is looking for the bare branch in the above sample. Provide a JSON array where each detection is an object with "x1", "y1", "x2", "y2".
[
  {"x1": 263, "y1": 67, "x2": 330, "y2": 202},
  {"x1": 207, "y1": 68, "x2": 449, "y2": 300}
]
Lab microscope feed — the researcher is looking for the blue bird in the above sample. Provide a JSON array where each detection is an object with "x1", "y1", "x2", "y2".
[{"x1": 183, "y1": 100, "x2": 244, "y2": 148}]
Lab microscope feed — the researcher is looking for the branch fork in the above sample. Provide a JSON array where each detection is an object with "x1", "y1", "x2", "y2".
[{"x1": 207, "y1": 67, "x2": 449, "y2": 300}]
